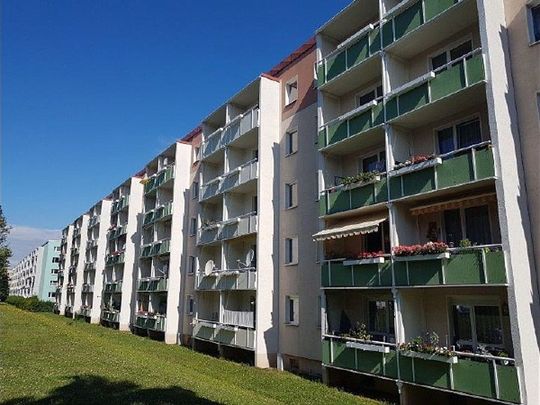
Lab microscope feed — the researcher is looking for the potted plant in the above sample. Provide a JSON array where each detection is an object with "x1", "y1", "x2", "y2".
[{"x1": 399, "y1": 331, "x2": 457, "y2": 363}]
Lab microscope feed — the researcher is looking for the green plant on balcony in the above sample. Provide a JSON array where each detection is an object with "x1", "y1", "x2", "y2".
[
  {"x1": 392, "y1": 241, "x2": 448, "y2": 257},
  {"x1": 340, "y1": 171, "x2": 380, "y2": 187},
  {"x1": 394, "y1": 154, "x2": 436, "y2": 170},
  {"x1": 399, "y1": 331, "x2": 455, "y2": 357},
  {"x1": 342, "y1": 322, "x2": 372, "y2": 341},
  {"x1": 459, "y1": 238, "x2": 472, "y2": 248}
]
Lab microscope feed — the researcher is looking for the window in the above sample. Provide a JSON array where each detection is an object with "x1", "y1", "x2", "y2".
[
  {"x1": 360, "y1": 150, "x2": 386, "y2": 173},
  {"x1": 317, "y1": 295, "x2": 322, "y2": 328},
  {"x1": 52, "y1": 257, "x2": 60, "y2": 263},
  {"x1": 368, "y1": 300, "x2": 395, "y2": 341},
  {"x1": 528, "y1": 4, "x2": 540, "y2": 43},
  {"x1": 285, "y1": 183, "x2": 298, "y2": 209},
  {"x1": 285, "y1": 79, "x2": 298, "y2": 105},
  {"x1": 189, "y1": 218, "x2": 197, "y2": 236},
  {"x1": 188, "y1": 256, "x2": 196, "y2": 275},
  {"x1": 356, "y1": 85, "x2": 383, "y2": 107},
  {"x1": 285, "y1": 130, "x2": 298, "y2": 156},
  {"x1": 193, "y1": 146, "x2": 200, "y2": 163},
  {"x1": 285, "y1": 237, "x2": 298, "y2": 265},
  {"x1": 437, "y1": 118, "x2": 481, "y2": 154},
  {"x1": 252, "y1": 196, "x2": 258, "y2": 213},
  {"x1": 186, "y1": 296, "x2": 194, "y2": 315},
  {"x1": 443, "y1": 205, "x2": 492, "y2": 246},
  {"x1": 430, "y1": 39, "x2": 473, "y2": 71},
  {"x1": 192, "y1": 182, "x2": 199, "y2": 199},
  {"x1": 451, "y1": 303, "x2": 503, "y2": 350},
  {"x1": 285, "y1": 296, "x2": 299, "y2": 325}
]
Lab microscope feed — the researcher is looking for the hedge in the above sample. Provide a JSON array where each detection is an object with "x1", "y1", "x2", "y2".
[{"x1": 5, "y1": 295, "x2": 54, "y2": 312}]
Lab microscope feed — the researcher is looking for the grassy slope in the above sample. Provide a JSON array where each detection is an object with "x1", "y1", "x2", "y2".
[{"x1": 0, "y1": 305, "x2": 382, "y2": 405}]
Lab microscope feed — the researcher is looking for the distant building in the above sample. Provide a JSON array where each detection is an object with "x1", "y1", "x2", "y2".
[{"x1": 9, "y1": 240, "x2": 61, "y2": 301}]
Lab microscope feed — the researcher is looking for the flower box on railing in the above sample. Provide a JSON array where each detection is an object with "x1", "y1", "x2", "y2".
[
  {"x1": 345, "y1": 341, "x2": 391, "y2": 353},
  {"x1": 400, "y1": 350, "x2": 458, "y2": 364},
  {"x1": 394, "y1": 252, "x2": 450, "y2": 262},
  {"x1": 390, "y1": 157, "x2": 442, "y2": 177},
  {"x1": 343, "y1": 257, "x2": 385, "y2": 266}
]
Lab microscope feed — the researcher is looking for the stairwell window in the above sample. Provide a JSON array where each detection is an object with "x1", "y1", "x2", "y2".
[
  {"x1": 285, "y1": 78, "x2": 298, "y2": 106},
  {"x1": 192, "y1": 182, "x2": 199, "y2": 199},
  {"x1": 528, "y1": 4, "x2": 540, "y2": 43},
  {"x1": 286, "y1": 296, "x2": 299, "y2": 325},
  {"x1": 285, "y1": 130, "x2": 298, "y2": 156},
  {"x1": 188, "y1": 256, "x2": 196, "y2": 275},
  {"x1": 285, "y1": 237, "x2": 298, "y2": 265},
  {"x1": 285, "y1": 182, "x2": 298, "y2": 209},
  {"x1": 187, "y1": 296, "x2": 194, "y2": 315},
  {"x1": 189, "y1": 218, "x2": 197, "y2": 236}
]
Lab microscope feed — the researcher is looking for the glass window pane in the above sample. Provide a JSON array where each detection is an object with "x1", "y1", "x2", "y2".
[
  {"x1": 475, "y1": 306, "x2": 503, "y2": 345},
  {"x1": 368, "y1": 301, "x2": 388, "y2": 334},
  {"x1": 532, "y1": 6, "x2": 540, "y2": 42},
  {"x1": 444, "y1": 209, "x2": 463, "y2": 246},
  {"x1": 450, "y1": 40, "x2": 473, "y2": 61},
  {"x1": 465, "y1": 205, "x2": 492, "y2": 245},
  {"x1": 457, "y1": 119, "x2": 481, "y2": 149},
  {"x1": 437, "y1": 127, "x2": 455, "y2": 154},
  {"x1": 453, "y1": 305, "x2": 473, "y2": 342},
  {"x1": 431, "y1": 52, "x2": 448, "y2": 70},
  {"x1": 358, "y1": 90, "x2": 376, "y2": 107},
  {"x1": 362, "y1": 154, "x2": 379, "y2": 172}
]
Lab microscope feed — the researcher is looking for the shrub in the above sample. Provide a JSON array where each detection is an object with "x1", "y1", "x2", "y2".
[{"x1": 6, "y1": 295, "x2": 54, "y2": 312}]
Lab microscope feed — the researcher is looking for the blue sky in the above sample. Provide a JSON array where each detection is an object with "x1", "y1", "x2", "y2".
[{"x1": 1, "y1": 0, "x2": 350, "y2": 261}]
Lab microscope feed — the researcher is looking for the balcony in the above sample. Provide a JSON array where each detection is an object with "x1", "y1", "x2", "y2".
[
  {"x1": 318, "y1": 101, "x2": 384, "y2": 152},
  {"x1": 105, "y1": 252, "x2": 125, "y2": 267},
  {"x1": 317, "y1": 23, "x2": 382, "y2": 94},
  {"x1": 88, "y1": 215, "x2": 100, "y2": 228},
  {"x1": 399, "y1": 351, "x2": 520, "y2": 403},
  {"x1": 200, "y1": 159, "x2": 259, "y2": 202},
  {"x1": 321, "y1": 258, "x2": 392, "y2": 288},
  {"x1": 81, "y1": 283, "x2": 94, "y2": 293},
  {"x1": 140, "y1": 239, "x2": 170, "y2": 259},
  {"x1": 86, "y1": 239, "x2": 98, "y2": 250},
  {"x1": 103, "y1": 280, "x2": 122, "y2": 293},
  {"x1": 385, "y1": 49, "x2": 485, "y2": 127},
  {"x1": 144, "y1": 165, "x2": 175, "y2": 195},
  {"x1": 322, "y1": 336, "x2": 520, "y2": 403},
  {"x1": 137, "y1": 277, "x2": 168, "y2": 293},
  {"x1": 320, "y1": 175, "x2": 388, "y2": 217},
  {"x1": 79, "y1": 306, "x2": 92, "y2": 317},
  {"x1": 201, "y1": 107, "x2": 260, "y2": 160},
  {"x1": 84, "y1": 261, "x2": 96, "y2": 271},
  {"x1": 111, "y1": 196, "x2": 129, "y2": 214},
  {"x1": 389, "y1": 143, "x2": 495, "y2": 201},
  {"x1": 66, "y1": 285, "x2": 75, "y2": 294},
  {"x1": 142, "y1": 202, "x2": 173, "y2": 228},
  {"x1": 72, "y1": 228, "x2": 81, "y2": 238},
  {"x1": 196, "y1": 269, "x2": 257, "y2": 291},
  {"x1": 107, "y1": 225, "x2": 127, "y2": 240},
  {"x1": 382, "y1": 0, "x2": 478, "y2": 58},
  {"x1": 322, "y1": 335, "x2": 398, "y2": 378},
  {"x1": 193, "y1": 320, "x2": 255, "y2": 351},
  {"x1": 70, "y1": 246, "x2": 80, "y2": 256},
  {"x1": 197, "y1": 213, "x2": 258, "y2": 246},
  {"x1": 100, "y1": 309, "x2": 120, "y2": 323},
  {"x1": 134, "y1": 313, "x2": 166, "y2": 332}
]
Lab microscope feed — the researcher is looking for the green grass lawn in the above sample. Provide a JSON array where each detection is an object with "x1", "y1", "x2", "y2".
[{"x1": 0, "y1": 304, "x2": 383, "y2": 404}]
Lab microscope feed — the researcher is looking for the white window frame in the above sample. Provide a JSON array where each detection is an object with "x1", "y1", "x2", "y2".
[
  {"x1": 441, "y1": 203, "x2": 494, "y2": 245},
  {"x1": 284, "y1": 77, "x2": 299, "y2": 106},
  {"x1": 284, "y1": 182, "x2": 298, "y2": 210},
  {"x1": 193, "y1": 146, "x2": 201, "y2": 163},
  {"x1": 527, "y1": 2, "x2": 540, "y2": 45},
  {"x1": 433, "y1": 113, "x2": 483, "y2": 155},
  {"x1": 285, "y1": 295, "x2": 299, "y2": 326},
  {"x1": 284, "y1": 237, "x2": 298, "y2": 265},
  {"x1": 354, "y1": 82, "x2": 383, "y2": 108},
  {"x1": 427, "y1": 35, "x2": 474, "y2": 72},
  {"x1": 357, "y1": 149, "x2": 386, "y2": 173},
  {"x1": 285, "y1": 129, "x2": 298, "y2": 156}
]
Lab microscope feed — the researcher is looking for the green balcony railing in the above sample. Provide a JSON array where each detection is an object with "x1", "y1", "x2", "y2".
[
  {"x1": 137, "y1": 277, "x2": 168, "y2": 292},
  {"x1": 108, "y1": 225, "x2": 127, "y2": 240},
  {"x1": 322, "y1": 336, "x2": 521, "y2": 403},
  {"x1": 103, "y1": 280, "x2": 122, "y2": 293},
  {"x1": 320, "y1": 175, "x2": 388, "y2": 216},
  {"x1": 143, "y1": 203, "x2": 173, "y2": 228},
  {"x1": 193, "y1": 321, "x2": 255, "y2": 351},
  {"x1": 134, "y1": 314, "x2": 166, "y2": 332},
  {"x1": 88, "y1": 215, "x2": 100, "y2": 228},
  {"x1": 105, "y1": 252, "x2": 125, "y2": 267},
  {"x1": 196, "y1": 269, "x2": 257, "y2": 291},
  {"x1": 100, "y1": 310, "x2": 120, "y2": 323},
  {"x1": 144, "y1": 166, "x2": 175, "y2": 195},
  {"x1": 140, "y1": 239, "x2": 170, "y2": 258},
  {"x1": 316, "y1": 23, "x2": 381, "y2": 87},
  {"x1": 389, "y1": 142, "x2": 495, "y2": 200},
  {"x1": 318, "y1": 102, "x2": 384, "y2": 150},
  {"x1": 382, "y1": 0, "x2": 463, "y2": 48},
  {"x1": 393, "y1": 246, "x2": 507, "y2": 286},
  {"x1": 321, "y1": 258, "x2": 392, "y2": 288},
  {"x1": 385, "y1": 50, "x2": 485, "y2": 122},
  {"x1": 111, "y1": 196, "x2": 129, "y2": 214}
]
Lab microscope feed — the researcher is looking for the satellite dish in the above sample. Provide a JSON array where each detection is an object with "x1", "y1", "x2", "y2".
[{"x1": 204, "y1": 260, "x2": 214, "y2": 276}]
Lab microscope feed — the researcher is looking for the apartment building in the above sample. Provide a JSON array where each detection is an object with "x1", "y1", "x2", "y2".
[
  {"x1": 101, "y1": 177, "x2": 143, "y2": 330},
  {"x1": 315, "y1": 0, "x2": 539, "y2": 404},
  {"x1": 50, "y1": 0, "x2": 540, "y2": 403},
  {"x1": 9, "y1": 240, "x2": 60, "y2": 301}
]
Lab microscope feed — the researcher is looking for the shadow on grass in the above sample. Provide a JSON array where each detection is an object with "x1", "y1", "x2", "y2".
[{"x1": 2, "y1": 374, "x2": 219, "y2": 405}]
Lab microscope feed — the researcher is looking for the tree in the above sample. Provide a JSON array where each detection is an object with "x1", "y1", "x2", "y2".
[{"x1": 0, "y1": 205, "x2": 12, "y2": 301}]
